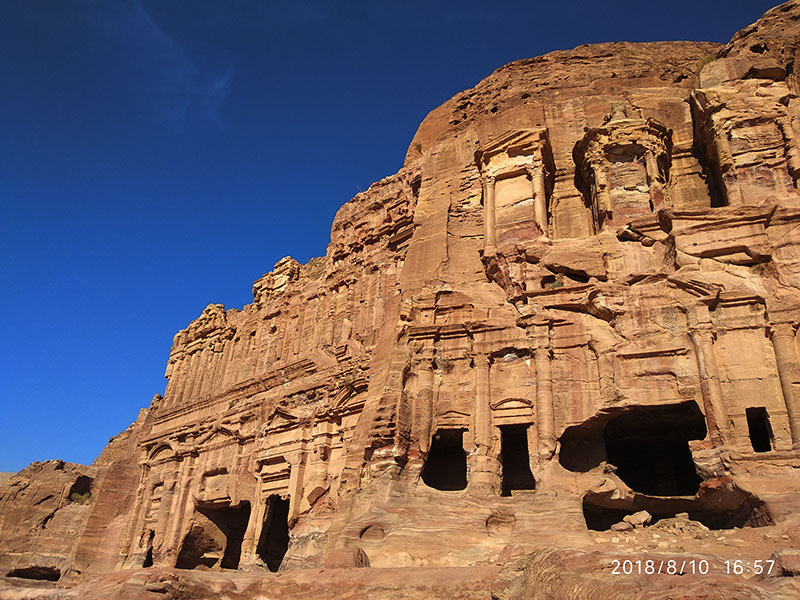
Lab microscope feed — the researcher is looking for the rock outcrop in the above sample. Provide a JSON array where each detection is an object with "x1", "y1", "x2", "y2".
[{"x1": 4, "y1": 3, "x2": 800, "y2": 599}]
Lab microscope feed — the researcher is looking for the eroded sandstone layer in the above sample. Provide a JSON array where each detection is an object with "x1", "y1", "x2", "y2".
[{"x1": 4, "y1": 3, "x2": 800, "y2": 598}]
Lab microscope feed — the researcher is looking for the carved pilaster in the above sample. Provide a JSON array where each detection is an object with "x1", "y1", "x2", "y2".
[
  {"x1": 411, "y1": 354, "x2": 435, "y2": 453},
  {"x1": 163, "y1": 456, "x2": 194, "y2": 563},
  {"x1": 778, "y1": 117, "x2": 800, "y2": 187},
  {"x1": 288, "y1": 451, "x2": 306, "y2": 521},
  {"x1": 532, "y1": 320, "x2": 556, "y2": 460},
  {"x1": 482, "y1": 175, "x2": 497, "y2": 253},
  {"x1": 527, "y1": 165, "x2": 548, "y2": 235},
  {"x1": 240, "y1": 492, "x2": 268, "y2": 567},
  {"x1": 688, "y1": 305, "x2": 731, "y2": 446},
  {"x1": 645, "y1": 152, "x2": 664, "y2": 211},
  {"x1": 119, "y1": 463, "x2": 153, "y2": 569},
  {"x1": 769, "y1": 322, "x2": 800, "y2": 447},
  {"x1": 470, "y1": 353, "x2": 500, "y2": 492}
]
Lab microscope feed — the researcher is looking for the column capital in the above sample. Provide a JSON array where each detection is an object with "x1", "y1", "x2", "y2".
[
  {"x1": 517, "y1": 314, "x2": 552, "y2": 343},
  {"x1": 689, "y1": 322, "x2": 715, "y2": 338},
  {"x1": 526, "y1": 164, "x2": 544, "y2": 177},
  {"x1": 769, "y1": 321, "x2": 798, "y2": 341},
  {"x1": 691, "y1": 301, "x2": 715, "y2": 326},
  {"x1": 532, "y1": 317, "x2": 552, "y2": 345},
  {"x1": 411, "y1": 354, "x2": 436, "y2": 370},
  {"x1": 533, "y1": 329, "x2": 551, "y2": 348},
  {"x1": 482, "y1": 174, "x2": 496, "y2": 187},
  {"x1": 471, "y1": 353, "x2": 491, "y2": 368}
]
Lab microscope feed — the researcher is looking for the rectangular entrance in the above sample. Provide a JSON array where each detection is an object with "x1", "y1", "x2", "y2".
[
  {"x1": 746, "y1": 407, "x2": 774, "y2": 452},
  {"x1": 499, "y1": 424, "x2": 536, "y2": 496},
  {"x1": 257, "y1": 495, "x2": 290, "y2": 572}
]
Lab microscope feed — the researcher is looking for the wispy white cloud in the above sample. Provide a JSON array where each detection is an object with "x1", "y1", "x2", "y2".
[{"x1": 90, "y1": 1, "x2": 235, "y2": 128}]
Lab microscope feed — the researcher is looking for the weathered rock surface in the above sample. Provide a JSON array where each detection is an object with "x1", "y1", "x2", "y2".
[{"x1": 4, "y1": 3, "x2": 800, "y2": 598}]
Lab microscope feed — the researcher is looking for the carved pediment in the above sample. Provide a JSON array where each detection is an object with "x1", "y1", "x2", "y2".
[
  {"x1": 490, "y1": 397, "x2": 534, "y2": 411},
  {"x1": 475, "y1": 128, "x2": 550, "y2": 169},
  {"x1": 667, "y1": 275, "x2": 723, "y2": 301},
  {"x1": 439, "y1": 410, "x2": 470, "y2": 420},
  {"x1": 148, "y1": 443, "x2": 175, "y2": 462},
  {"x1": 329, "y1": 378, "x2": 367, "y2": 412},
  {"x1": 264, "y1": 406, "x2": 303, "y2": 431},
  {"x1": 196, "y1": 425, "x2": 240, "y2": 447}
]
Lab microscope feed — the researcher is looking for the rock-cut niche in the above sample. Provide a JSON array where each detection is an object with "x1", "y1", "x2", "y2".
[
  {"x1": 559, "y1": 401, "x2": 706, "y2": 496},
  {"x1": 422, "y1": 429, "x2": 467, "y2": 491},
  {"x1": 256, "y1": 494, "x2": 290, "y2": 572},
  {"x1": 499, "y1": 423, "x2": 536, "y2": 496},
  {"x1": 175, "y1": 502, "x2": 251, "y2": 570},
  {"x1": 573, "y1": 107, "x2": 673, "y2": 232}
]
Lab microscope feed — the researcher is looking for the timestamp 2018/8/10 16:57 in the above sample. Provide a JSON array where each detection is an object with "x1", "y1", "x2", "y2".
[{"x1": 610, "y1": 558, "x2": 776, "y2": 576}]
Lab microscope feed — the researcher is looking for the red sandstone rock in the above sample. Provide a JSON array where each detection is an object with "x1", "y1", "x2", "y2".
[{"x1": 4, "y1": 3, "x2": 800, "y2": 599}]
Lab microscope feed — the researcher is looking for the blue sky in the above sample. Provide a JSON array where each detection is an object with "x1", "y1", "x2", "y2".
[{"x1": 0, "y1": 0, "x2": 781, "y2": 472}]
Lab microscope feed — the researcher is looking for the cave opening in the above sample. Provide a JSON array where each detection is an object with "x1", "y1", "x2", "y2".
[
  {"x1": 604, "y1": 402, "x2": 706, "y2": 496},
  {"x1": 142, "y1": 530, "x2": 154, "y2": 567},
  {"x1": 175, "y1": 502, "x2": 251, "y2": 570},
  {"x1": 6, "y1": 566, "x2": 61, "y2": 581},
  {"x1": 558, "y1": 419, "x2": 606, "y2": 472},
  {"x1": 559, "y1": 401, "x2": 707, "y2": 497},
  {"x1": 746, "y1": 407, "x2": 774, "y2": 452},
  {"x1": 499, "y1": 424, "x2": 536, "y2": 496},
  {"x1": 421, "y1": 428, "x2": 467, "y2": 491},
  {"x1": 68, "y1": 475, "x2": 93, "y2": 504},
  {"x1": 142, "y1": 547, "x2": 153, "y2": 568},
  {"x1": 256, "y1": 495, "x2": 290, "y2": 572}
]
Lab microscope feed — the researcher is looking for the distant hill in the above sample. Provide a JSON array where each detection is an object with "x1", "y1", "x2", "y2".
[{"x1": 0, "y1": 473, "x2": 13, "y2": 484}]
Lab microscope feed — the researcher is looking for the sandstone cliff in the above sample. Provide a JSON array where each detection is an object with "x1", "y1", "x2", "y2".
[{"x1": 3, "y1": 3, "x2": 800, "y2": 599}]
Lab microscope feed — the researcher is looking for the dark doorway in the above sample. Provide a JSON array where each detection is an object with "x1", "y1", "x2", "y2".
[
  {"x1": 142, "y1": 530, "x2": 154, "y2": 567},
  {"x1": 746, "y1": 407, "x2": 773, "y2": 452},
  {"x1": 421, "y1": 429, "x2": 467, "y2": 491},
  {"x1": 176, "y1": 502, "x2": 251, "y2": 570},
  {"x1": 604, "y1": 402, "x2": 705, "y2": 496},
  {"x1": 499, "y1": 424, "x2": 536, "y2": 496},
  {"x1": 257, "y1": 495, "x2": 290, "y2": 572}
]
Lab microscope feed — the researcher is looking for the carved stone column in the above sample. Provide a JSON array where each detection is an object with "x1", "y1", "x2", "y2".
[
  {"x1": 527, "y1": 165, "x2": 548, "y2": 235},
  {"x1": 119, "y1": 463, "x2": 153, "y2": 569},
  {"x1": 163, "y1": 455, "x2": 195, "y2": 562},
  {"x1": 240, "y1": 491, "x2": 268, "y2": 567},
  {"x1": 161, "y1": 458, "x2": 186, "y2": 558},
  {"x1": 688, "y1": 305, "x2": 730, "y2": 445},
  {"x1": 532, "y1": 320, "x2": 556, "y2": 460},
  {"x1": 153, "y1": 471, "x2": 180, "y2": 567},
  {"x1": 174, "y1": 356, "x2": 192, "y2": 406},
  {"x1": 645, "y1": 153, "x2": 664, "y2": 211},
  {"x1": 288, "y1": 449, "x2": 307, "y2": 520},
  {"x1": 471, "y1": 353, "x2": 499, "y2": 492},
  {"x1": 592, "y1": 169, "x2": 612, "y2": 218},
  {"x1": 482, "y1": 175, "x2": 497, "y2": 252},
  {"x1": 474, "y1": 354, "x2": 492, "y2": 454},
  {"x1": 769, "y1": 322, "x2": 800, "y2": 447},
  {"x1": 778, "y1": 117, "x2": 800, "y2": 185},
  {"x1": 715, "y1": 131, "x2": 744, "y2": 205},
  {"x1": 412, "y1": 354, "x2": 435, "y2": 453}
]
